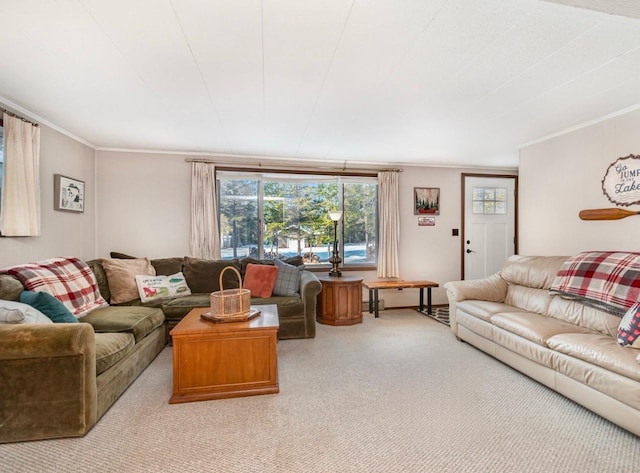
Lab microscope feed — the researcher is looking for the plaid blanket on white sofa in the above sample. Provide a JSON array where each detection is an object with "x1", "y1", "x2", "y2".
[
  {"x1": 549, "y1": 251, "x2": 640, "y2": 317},
  {"x1": 2, "y1": 256, "x2": 108, "y2": 317}
]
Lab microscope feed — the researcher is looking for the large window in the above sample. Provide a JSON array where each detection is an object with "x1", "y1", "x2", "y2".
[{"x1": 217, "y1": 170, "x2": 378, "y2": 268}]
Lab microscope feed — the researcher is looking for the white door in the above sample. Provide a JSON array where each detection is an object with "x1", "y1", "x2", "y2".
[{"x1": 463, "y1": 175, "x2": 517, "y2": 280}]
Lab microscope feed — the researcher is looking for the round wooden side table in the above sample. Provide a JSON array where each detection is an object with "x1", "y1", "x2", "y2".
[{"x1": 316, "y1": 275, "x2": 363, "y2": 325}]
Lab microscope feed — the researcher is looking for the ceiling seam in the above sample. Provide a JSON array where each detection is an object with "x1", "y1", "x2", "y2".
[
  {"x1": 483, "y1": 34, "x2": 640, "y2": 126},
  {"x1": 168, "y1": 0, "x2": 235, "y2": 154},
  {"x1": 293, "y1": 0, "x2": 357, "y2": 157},
  {"x1": 462, "y1": 20, "x2": 602, "y2": 116},
  {"x1": 77, "y1": 1, "x2": 176, "y2": 135},
  {"x1": 322, "y1": 0, "x2": 451, "y2": 160}
]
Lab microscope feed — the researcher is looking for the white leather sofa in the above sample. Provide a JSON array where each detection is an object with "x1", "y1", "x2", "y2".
[{"x1": 445, "y1": 255, "x2": 640, "y2": 436}]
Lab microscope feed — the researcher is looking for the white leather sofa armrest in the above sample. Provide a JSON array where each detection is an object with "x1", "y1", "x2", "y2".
[
  {"x1": 444, "y1": 273, "x2": 507, "y2": 303},
  {"x1": 444, "y1": 274, "x2": 507, "y2": 337}
]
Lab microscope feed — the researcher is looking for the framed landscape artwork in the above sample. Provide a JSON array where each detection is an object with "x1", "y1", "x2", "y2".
[
  {"x1": 414, "y1": 187, "x2": 440, "y2": 215},
  {"x1": 54, "y1": 174, "x2": 85, "y2": 213}
]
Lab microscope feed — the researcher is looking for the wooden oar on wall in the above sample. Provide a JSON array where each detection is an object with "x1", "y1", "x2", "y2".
[{"x1": 579, "y1": 208, "x2": 640, "y2": 220}]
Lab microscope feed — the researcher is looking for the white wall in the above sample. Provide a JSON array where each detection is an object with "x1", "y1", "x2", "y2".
[
  {"x1": 96, "y1": 151, "x2": 191, "y2": 258},
  {"x1": 520, "y1": 109, "x2": 640, "y2": 255},
  {"x1": 0, "y1": 118, "x2": 96, "y2": 268},
  {"x1": 96, "y1": 151, "x2": 515, "y2": 307}
]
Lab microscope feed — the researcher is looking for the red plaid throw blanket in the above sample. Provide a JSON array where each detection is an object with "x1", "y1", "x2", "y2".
[
  {"x1": 549, "y1": 251, "x2": 640, "y2": 317},
  {"x1": 2, "y1": 257, "x2": 108, "y2": 317}
]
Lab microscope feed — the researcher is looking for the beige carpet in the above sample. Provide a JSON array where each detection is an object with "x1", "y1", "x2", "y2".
[{"x1": 1, "y1": 310, "x2": 638, "y2": 472}]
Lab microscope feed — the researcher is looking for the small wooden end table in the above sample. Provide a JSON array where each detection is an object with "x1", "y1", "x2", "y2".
[
  {"x1": 363, "y1": 280, "x2": 439, "y2": 318},
  {"x1": 169, "y1": 305, "x2": 279, "y2": 404},
  {"x1": 316, "y1": 275, "x2": 364, "y2": 325}
]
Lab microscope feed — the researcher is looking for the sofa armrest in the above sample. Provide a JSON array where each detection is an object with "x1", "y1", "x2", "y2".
[
  {"x1": 300, "y1": 271, "x2": 322, "y2": 338},
  {"x1": 0, "y1": 323, "x2": 97, "y2": 443},
  {"x1": 444, "y1": 274, "x2": 507, "y2": 336}
]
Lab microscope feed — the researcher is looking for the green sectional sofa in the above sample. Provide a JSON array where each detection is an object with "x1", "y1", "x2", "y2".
[
  {"x1": 0, "y1": 273, "x2": 165, "y2": 443},
  {"x1": 0, "y1": 254, "x2": 320, "y2": 443},
  {"x1": 90, "y1": 253, "x2": 322, "y2": 342}
]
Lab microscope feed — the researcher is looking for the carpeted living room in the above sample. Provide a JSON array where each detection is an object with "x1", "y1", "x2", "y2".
[
  {"x1": 1, "y1": 309, "x2": 638, "y2": 472},
  {"x1": 1, "y1": 1, "x2": 640, "y2": 472}
]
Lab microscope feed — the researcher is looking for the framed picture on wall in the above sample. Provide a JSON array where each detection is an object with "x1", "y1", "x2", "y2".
[
  {"x1": 54, "y1": 174, "x2": 85, "y2": 213},
  {"x1": 414, "y1": 187, "x2": 440, "y2": 215}
]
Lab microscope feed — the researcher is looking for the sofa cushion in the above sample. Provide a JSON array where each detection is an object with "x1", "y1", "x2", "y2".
[
  {"x1": 243, "y1": 264, "x2": 278, "y2": 298},
  {"x1": 505, "y1": 285, "x2": 554, "y2": 315},
  {"x1": 491, "y1": 312, "x2": 592, "y2": 347},
  {"x1": 19, "y1": 291, "x2": 79, "y2": 323},
  {"x1": 273, "y1": 258, "x2": 303, "y2": 297},
  {"x1": 80, "y1": 306, "x2": 164, "y2": 342},
  {"x1": 547, "y1": 332, "x2": 640, "y2": 382},
  {"x1": 150, "y1": 257, "x2": 184, "y2": 276},
  {"x1": 0, "y1": 299, "x2": 53, "y2": 324},
  {"x1": 161, "y1": 293, "x2": 211, "y2": 320},
  {"x1": 86, "y1": 259, "x2": 111, "y2": 303},
  {"x1": 456, "y1": 300, "x2": 527, "y2": 322},
  {"x1": 101, "y1": 258, "x2": 155, "y2": 304},
  {"x1": 548, "y1": 296, "x2": 620, "y2": 337},
  {"x1": 94, "y1": 332, "x2": 135, "y2": 375},
  {"x1": 252, "y1": 295, "x2": 303, "y2": 319},
  {"x1": 500, "y1": 255, "x2": 568, "y2": 289},
  {"x1": 0, "y1": 274, "x2": 24, "y2": 301},
  {"x1": 182, "y1": 257, "x2": 241, "y2": 293}
]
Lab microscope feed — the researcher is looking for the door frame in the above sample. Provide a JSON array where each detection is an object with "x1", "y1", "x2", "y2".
[{"x1": 460, "y1": 173, "x2": 519, "y2": 280}]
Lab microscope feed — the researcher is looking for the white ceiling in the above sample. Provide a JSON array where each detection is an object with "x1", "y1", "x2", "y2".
[{"x1": 2, "y1": 0, "x2": 640, "y2": 168}]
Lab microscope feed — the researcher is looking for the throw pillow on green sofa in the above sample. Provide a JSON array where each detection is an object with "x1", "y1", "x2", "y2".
[
  {"x1": 273, "y1": 258, "x2": 303, "y2": 297},
  {"x1": 182, "y1": 257, "x2": 241, "y2": 293},
  {"x1": 19, "y1": 291, "x2": 79, "y2": 323}
]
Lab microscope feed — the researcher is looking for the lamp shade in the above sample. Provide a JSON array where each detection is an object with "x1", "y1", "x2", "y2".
[{"x1": 328, "y1": 210, "x2": 343, "y2": 221}]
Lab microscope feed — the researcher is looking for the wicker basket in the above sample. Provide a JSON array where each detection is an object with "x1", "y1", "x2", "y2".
[{"x1": 209, "y1": 266, "x2": 251, "y2": 321}]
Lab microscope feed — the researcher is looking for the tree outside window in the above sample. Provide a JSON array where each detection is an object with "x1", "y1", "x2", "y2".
[{"x1": 217, "y1": 171, "x2": 377, "y2": 268}]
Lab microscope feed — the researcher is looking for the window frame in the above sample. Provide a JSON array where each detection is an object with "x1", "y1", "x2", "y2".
[{"x1": 215, "y1": 166, "x2": 379, "y2": 272}]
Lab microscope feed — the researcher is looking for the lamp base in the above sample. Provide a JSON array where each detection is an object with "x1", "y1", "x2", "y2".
[{"x1": 328, "y1": 269, "x2": 342, "y2": 277}]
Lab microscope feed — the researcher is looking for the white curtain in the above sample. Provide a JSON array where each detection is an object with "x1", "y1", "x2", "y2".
[
  {"x1": 0, "y1": 113, "x2": 41, "y2": 236},
  {"x1": 189, "y1": 162, "x2": 220, "y2": 259},
  {"x1": 377, "y1": 171, "x2": 400, "y2": 277}
]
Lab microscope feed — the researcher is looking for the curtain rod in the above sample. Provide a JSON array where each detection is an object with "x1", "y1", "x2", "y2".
[
  {"x1": 184, "y1": 157, "x2": 402, "y2": 173},
  {"x1": 0, "y1": 107, "x2": 39, "y2": 127}
]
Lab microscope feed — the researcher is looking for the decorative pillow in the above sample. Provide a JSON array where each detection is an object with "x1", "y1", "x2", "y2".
[
  {"x1": 182, "y1": 257, "x2": 241, "y2": 293},
  {"x1": 243, "y1": 263, "x2": 278, "y2": 298},
  {"x1": 19, "y1": 290, "x2": 78, "y2": 323},
  {"x1": 150, "y1": 257, "x2": 184, "y2": 276},
  {"x1": 617, "y1": 302, "x2": 640, "y2": 349},
  {"x1": 0, "y1": 299, "x2": 53, "y2": 324},
  {"x1": 273, "y1": 258, "x2": 303, "y2": 297},
  {"x1": 1, "y1": 256, "x2": 108, "y2": 317},
  {"x1": 101, "y1": 258, "x2": 155, "y2": 304},
  {"x1": 135, "y1": 272, "x2": 191, "y2": 303}
]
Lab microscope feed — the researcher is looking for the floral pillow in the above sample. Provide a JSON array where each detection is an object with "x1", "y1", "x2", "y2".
[{"x1": 135, "y1": 272, "x2": 191, "y2": 303}]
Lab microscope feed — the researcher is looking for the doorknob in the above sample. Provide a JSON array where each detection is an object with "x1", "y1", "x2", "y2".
[{"x1": 466, "y1": 249, "x2": 476, "y2": 254}]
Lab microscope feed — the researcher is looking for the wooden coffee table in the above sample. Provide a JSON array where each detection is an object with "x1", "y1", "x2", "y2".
[{"x1": 169, "y1": 305, "x2": 279, "y2": 404}]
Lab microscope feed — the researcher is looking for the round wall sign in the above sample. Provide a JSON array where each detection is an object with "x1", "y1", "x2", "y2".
[{"x1": 601, "y1": 154, "x2": 640, "y2": 207}]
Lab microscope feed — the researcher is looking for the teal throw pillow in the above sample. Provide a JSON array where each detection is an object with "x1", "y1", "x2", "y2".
[
  {"x1": 19, "y1": 290, "x2": 79, "y2": 323},
  {"x1": 273, "y1": 258, "x2": 303, "y2": 297}
]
